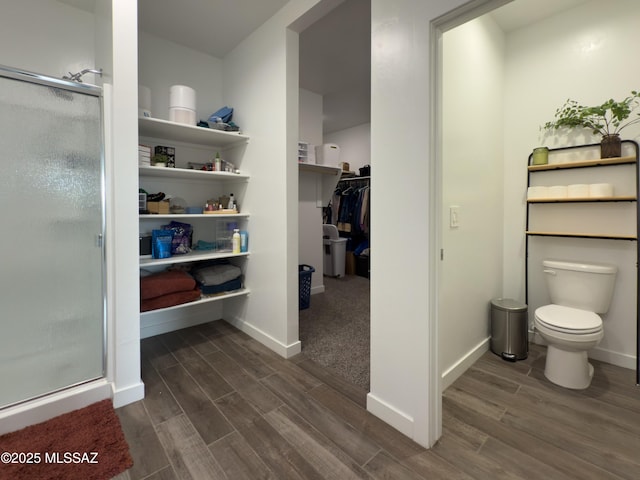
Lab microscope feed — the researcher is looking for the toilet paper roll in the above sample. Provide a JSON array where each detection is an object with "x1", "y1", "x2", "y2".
[
  {"x1": 169, "y1": 107, "x2": 196, "y2": 125},
  {"x1": 589, "y1": 183, "x2": 614, "y2": 198},
  {"x1": 527, "y1": 186, "x2": 548, "y2": 199},
  {"x1": 567, "y1": 184, "x2": 589, "y2": 198},
  {"x1": 548, "y1": 185, "x2": 568, "y2": 198},
  {"x1": 169, "y1": 85, "x2": 196, "y2": 110}
]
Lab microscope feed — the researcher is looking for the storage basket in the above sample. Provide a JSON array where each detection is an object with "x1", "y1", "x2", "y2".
[{"x1": 298, "y1": 264, "x2": 315, "y2": 310}]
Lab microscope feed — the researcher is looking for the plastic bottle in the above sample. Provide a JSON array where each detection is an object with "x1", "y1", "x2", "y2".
[
  {"x1": 214, "y1": 152, "x2": 221, "y2": 171},
  {"x1": 228, "y1": 193, "x2": 235, "y2": 210},
  {"x1": 232, "y1": 229, "x2": 241, "y2": 254}
]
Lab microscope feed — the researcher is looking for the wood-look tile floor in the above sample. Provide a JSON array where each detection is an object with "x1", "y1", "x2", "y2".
[{"x1": 114, "y1": 321, "x2": 640, "y2": 480}]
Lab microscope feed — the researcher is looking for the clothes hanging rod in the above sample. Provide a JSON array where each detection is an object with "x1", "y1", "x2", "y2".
[{"x1": 339, "y1": 176, "x2": 370, "y2": 182}]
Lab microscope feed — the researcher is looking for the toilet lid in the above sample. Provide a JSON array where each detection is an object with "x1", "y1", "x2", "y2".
[{"x1": 535, "y1": 304, "x2": 602, "y2": 334}]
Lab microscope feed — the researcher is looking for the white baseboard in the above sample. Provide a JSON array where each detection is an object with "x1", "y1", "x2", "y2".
[
  {"x1": 112, "y1": 381, "x2": 145, "y2": 408},
  {"x1": 366, "y1": 392, "x2": 414, "y2": 438},
  {"x1": 224, "y1": 317, "x2": 301, "y2": 358},
  {"x1": 0, "y1": 379, "x2": 112, "y2": 435},
  {"x1": 311, "y1": 284, "x2": 325, "y2": 295},
  {"x1": 441, "y1": 337, "x2": 490, "y2": 390}
]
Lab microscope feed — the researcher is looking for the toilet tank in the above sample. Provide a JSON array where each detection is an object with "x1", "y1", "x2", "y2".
[{"x1": 543, "y1": 260, "x2": 617, "y2": 313}]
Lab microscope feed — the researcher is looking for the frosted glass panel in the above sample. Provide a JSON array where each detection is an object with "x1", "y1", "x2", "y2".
[{"x1": 0, "y1": 74, "x2": 104, "y2": 408}]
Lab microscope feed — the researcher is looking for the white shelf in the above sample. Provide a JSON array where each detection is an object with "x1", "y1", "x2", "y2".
[
  {"x1": 140, "y1": 288, "x2": 250, "y2": 316},
  {"x1": 140, "y1": 250, "x2": 250, "y2": 268},
  {"x1": 139, "y1": 165, "x2": 249, "y2": 181},
  {"x1": 139, "y1": 213, "x2": 250, "y2": 220},
  {"x1": 298, "y1": 163, "x2": 341, "y2": 176},
  {"x1": 139, "y1": 116, "x2": 248, "y2": 147}
]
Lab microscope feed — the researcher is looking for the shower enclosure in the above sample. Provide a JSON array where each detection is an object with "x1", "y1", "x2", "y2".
[{"x1": 0, "y1": 65, "x2": 105, "y2": 409}]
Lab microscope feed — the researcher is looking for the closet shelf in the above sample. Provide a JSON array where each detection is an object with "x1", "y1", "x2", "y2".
[
  {"x1": 140, "y1": 288, "x2": 250, "y2": 316},
  {"x1": 140, "y1": 213, "x2": 250, "y2": 220},
  {"x1": 139, "y1": 116, "x2": 248, "y2": 147},
  {"x1": 528, "y1": 155, "x2": 636, "y2": 171},
  {"x1": 139, "y1": 165, "x2": 249, "y2": 181},
  {"x1": 526, "y1": 231, "x2": 637, "y2": 240},
  {"x1": 140, "y1": 250, "x2": 250, "y2": 268},
  {"x1": 298, "y1": 163, "x2": 342, "y2": 176},
  {"x1": 527, "y1": 196, "x2": 636, "y2": 203}
]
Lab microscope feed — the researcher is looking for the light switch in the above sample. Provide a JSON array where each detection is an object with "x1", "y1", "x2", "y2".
[{"x1": 449, "y1": 205, "x2": 460, "y2": 228}]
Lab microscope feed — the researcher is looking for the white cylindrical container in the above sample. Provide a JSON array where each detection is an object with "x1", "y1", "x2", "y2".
[
  {"x1": 232, "y1": 229, "x2": 241, "y2": 254},
  {"x1": 527, "y1": 186, "x2": 548, "y2": 199},
  {"x1": 169, "y1": 85, "x2": 196, "y2": 125},
  {"x1": 169, "y1": 85, "x2": 196, "y2": 109},
  {"x1": 548, "y1": 185, "x2": 568, "y2": 198},
  {"x1": 567, "y1": 184, "x2": 589, "y2": 198},
  {"x1": 589, "y1": 183, "x2": 614, "y2": 198},
  {"x1": 169, "y1": 107, "x2": 196, "y2": 125},
  {"x1": 139, "y1": 85, "x2": 152, "y2": 117}
]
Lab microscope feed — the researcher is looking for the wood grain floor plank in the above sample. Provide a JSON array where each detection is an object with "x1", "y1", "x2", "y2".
[
  {"x1": 140, "y1": 357, "x2": 183, "y2": 426},
  {"x1": 401, "y1": 450, "x2": 476, "y2": 480},
  {"x1": 209, "y1": 431, "x2": 277, "y2": 480},
  {"x1": 155, "y1": 414, "x2": 227, "y2": 480},
  {"x1": 238, "y1": 415, "x2": 323, "y2": 480},
  {"x1": 158, "y1": 331, "x2": 203, "y2": 365},
  {"x1": 141, "y1": 336, "x2": 179, "y2": 371},
  {"x1": 297, "y1": 357, "x2": 368, "y2": 407},
  {"x1": 177, "y1": 326, "x2": 221, "y2": 357},
  {"x1": 443, "y1": 395, "x2": 622, "y2": 480},
  {"x1": 115, "y1": 400, "x2": 171, "y2": 480},
  {"x1": 431, "y1": 432, "x2": 527, "y2": 480},
  {"x1": 363, "y1": 450, "x2": 425, "y2": 480},
  {"x1": 209, "y1": 333, "x2": 275, "y2": 379},
  {"x1": 261, "y1": 372, "x2": 381, "y2": 466},
  {"x1": 158, "y1": 364, "x2": 234, "y2": 445},
  {"x1": 180, "y1": 354, "x2": 234, "y2": 402},
  {"x1": 264, "y1": 406, "x2": 371, "y2": 480},
  {"x1": 141, "y1": 466, "x2": 179, "y2": 480},
  {"x1": 308, "y1": 383, "x2": 425, "y2": 461},
  {"x1": 214, "y1": 391, "x2": 264, "y2": 432},
  {"x1": 203, "y1": 351, "x2": 283, "y2": 414},
  {"x1": 442, "y1": 385, "x2": 507, "y2": 420}
]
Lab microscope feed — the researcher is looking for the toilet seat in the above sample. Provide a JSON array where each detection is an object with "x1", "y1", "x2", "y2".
[{"x1": 535, "y1": 304, "x2": 602, "y2": 335}]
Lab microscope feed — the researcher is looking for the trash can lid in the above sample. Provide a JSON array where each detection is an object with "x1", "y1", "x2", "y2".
[{"x1": 491, "y1": 298, "x2": 527, "y2": 312}]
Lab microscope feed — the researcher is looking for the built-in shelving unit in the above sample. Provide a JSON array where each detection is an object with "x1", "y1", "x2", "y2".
[{"x1": 139, "y1": 117, "x2": 251, "y2": 332}]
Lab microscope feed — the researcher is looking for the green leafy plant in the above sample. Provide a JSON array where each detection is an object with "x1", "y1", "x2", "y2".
[{"x1": 542, "y1": 91, "x2": 640, "y2": 137}]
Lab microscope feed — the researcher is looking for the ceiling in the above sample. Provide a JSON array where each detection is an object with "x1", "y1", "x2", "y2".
[{"x1": 60, "y1": 0, "x2": 590, "y2": 134}]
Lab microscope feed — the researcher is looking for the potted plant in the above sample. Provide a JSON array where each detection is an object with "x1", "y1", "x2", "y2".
[{"x1": 542, "y1": 90, "x2": 640, "y2": 158}]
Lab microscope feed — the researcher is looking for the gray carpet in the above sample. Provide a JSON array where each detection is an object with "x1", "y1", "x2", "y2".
[{"x1": 299, "y1": 275, "x2": 370, "y2": 390}]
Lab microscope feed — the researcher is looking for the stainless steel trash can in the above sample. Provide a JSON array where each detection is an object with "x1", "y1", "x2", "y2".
[{"x1": 490, "y1": 298, "x2": 528, "y2": 361}]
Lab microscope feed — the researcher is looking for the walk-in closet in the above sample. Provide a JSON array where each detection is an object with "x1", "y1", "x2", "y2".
[{"x1": 297, "y1": 0, "x2": 372, "y2": 390}]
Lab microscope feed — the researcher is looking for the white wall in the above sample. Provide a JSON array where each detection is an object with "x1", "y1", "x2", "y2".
[
  {"x1": 0, "y1": 0, "x2": 95, "y2": 78},
  {"x1": 502, "y1": 0, "x2": 640, "y2": 368},
  {"x1": 324, "y1": 122, "x2": 371, "y2": 172},
  {"x1": 220, "y1": 0, "x2": 329, "y2": 356},
  {"x1": 138, "y1": 32, "x2": 223, "y2": 123},
  {"x1": 440, "y1": 15, "x2": 505, "y2": 388},
  {"x1": 370, "y1": 0, "x2": 471, "y2": 447},
  {"x1": 0, "y1": 0, "x2": 145, "y2": 433},
  {"x1": 299, "y1": 88, "x2": 325, "y2": 292}
]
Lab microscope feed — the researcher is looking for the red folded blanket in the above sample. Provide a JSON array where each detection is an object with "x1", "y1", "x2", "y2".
[
  {"x1": 140, "y1": 270, "x2": 196, "y2": 300},
  {"x1": 140, "y1": 288, "x2": 201, "y2": 312}
]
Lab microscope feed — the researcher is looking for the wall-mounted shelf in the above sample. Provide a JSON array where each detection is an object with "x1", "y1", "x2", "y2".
[
  {"x1": 527, "y1": 196, "x2": 636, "y2": 203},
  {"x1": 526, "y1": 231, "x2": 637, "y2": 240},
  {"x1": 140, "y1": 288, "x2": 250, "y2": 316},
  {"x1": 525, "y1": 140, "x2": 640, "y2": 386},
  {"x1": 528, "y1": 155, "x2": 636, "y2": 171},
  {"x1": 298, "y1": 163, "x2": 341, "y2": 176},
  {"x1": 139, "y1": 165, "x2": 249, "y2": 181},
  {"x1": 139, "y1": 116, "x2": 248, "y2": 147},
  {"x1": 140, "y1": 251, "x2": 250, "y2": 268}
]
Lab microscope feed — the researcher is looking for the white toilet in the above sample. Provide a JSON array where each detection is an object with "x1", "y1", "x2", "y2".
[{"x1": 534, "y1": 259, "x2": 617, "y2": 389}]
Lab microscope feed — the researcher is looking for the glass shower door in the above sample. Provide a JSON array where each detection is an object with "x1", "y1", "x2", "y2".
[{"x1": 0, "y1": 68, "x2": 105, "y2": 408}]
